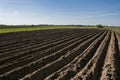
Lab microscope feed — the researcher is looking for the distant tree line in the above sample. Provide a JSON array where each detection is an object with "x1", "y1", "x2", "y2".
[
  {"x1": 0, "y1": 24, "x2": 119, "y2": 28},
  {"x1": 0, "y1": 24, "x2": 86, "y2": 28}
]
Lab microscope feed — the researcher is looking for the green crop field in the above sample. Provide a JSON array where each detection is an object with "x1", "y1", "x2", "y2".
[
  {"x1": 0, "y1": 26, "x2": 81, "y2": 34},
  {"x1": 0, "y1": 26, "x2": 97, "y2": 34}
]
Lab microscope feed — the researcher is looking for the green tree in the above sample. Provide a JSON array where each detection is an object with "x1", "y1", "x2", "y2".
[{"x1": 96, "y1": 24, "x2": 104, "y2": 28}]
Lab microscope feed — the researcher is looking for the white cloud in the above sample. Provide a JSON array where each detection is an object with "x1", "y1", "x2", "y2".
[
  {"x1": 0, "y1": 10, "x2": 19, "y2": 18},
  {"x1": 0, "y1": 9, "x2": 56, "y2": 25}
]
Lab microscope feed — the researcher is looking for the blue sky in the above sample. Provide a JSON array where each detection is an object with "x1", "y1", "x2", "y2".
[{"x1": 0, "y1": 0, "x2": 120, "y2": 26}]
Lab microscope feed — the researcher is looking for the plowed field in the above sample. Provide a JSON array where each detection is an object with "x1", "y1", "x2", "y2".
[{"x1": 0, "y1": 29, "x2": 120, "y2": 80}]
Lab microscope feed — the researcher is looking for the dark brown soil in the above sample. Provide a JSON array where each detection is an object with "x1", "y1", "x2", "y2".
[{"x1": 0, "y1": 29, "x2": 119, "y2": 80}]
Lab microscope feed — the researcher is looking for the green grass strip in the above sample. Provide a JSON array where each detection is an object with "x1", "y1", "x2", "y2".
[{"x1": 0, "y1": 26, "x2": 81, "y2": 34}]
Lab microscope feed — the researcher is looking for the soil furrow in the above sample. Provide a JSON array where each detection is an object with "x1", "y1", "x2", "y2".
[
  {"x1": 0, "y1": 32, "x2": 91, "y2": 74},
  {"x1": 0, "y1": 30, "x2": 100, "y2": 66},
  {"x1": 0, "y1": 33, "x2": 79, "y2": 59},
  {"x1": 0, "y1": 29, "x2": 118, "y2": 80},
  {"x1": 0, "y1": 30, "x2": 102, "y2": 79},
  {"x1": 0, "y1": 33, "x2": 82, "y2": 65},
  {"x1": 20, "y1": 30, "x2": 102, "y2": 80},
  {"x1": 45, "y1": 31, "x2": 107, "y2": 80},
  {"x1": 0, "y1": 30, "x2": 80, "y2": 53},
  {"x1": 0, "y1": 29, "x2": 71, "y2": 47},
  {"x1": 72, "y1": 31, "x2": 111, "y2": 80},
  {"x1": 100, "y1": 31, "x2": 120, "y2": 80}
]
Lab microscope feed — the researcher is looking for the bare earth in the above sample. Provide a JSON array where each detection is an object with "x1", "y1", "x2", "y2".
[{"x1": 0, "y1": 29, "x2": 120, "y2": 80}]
